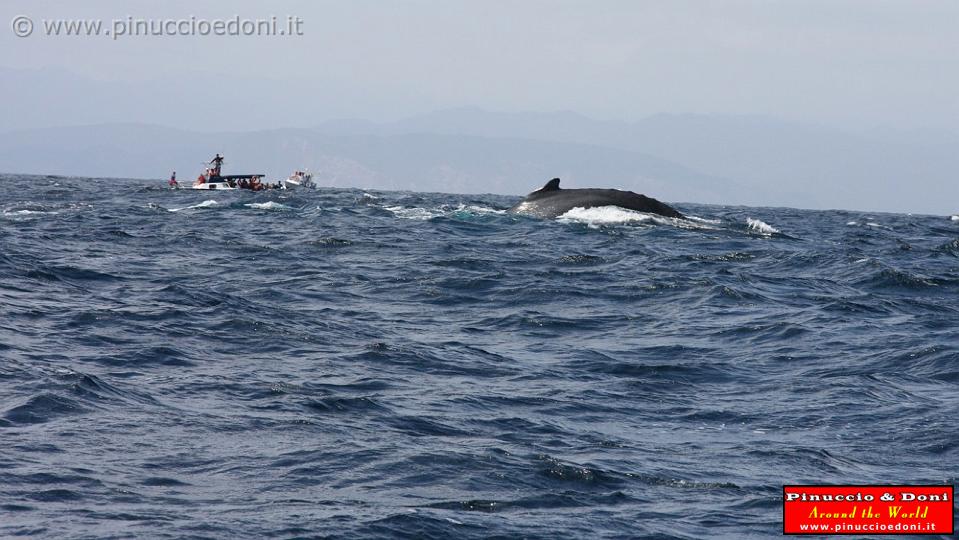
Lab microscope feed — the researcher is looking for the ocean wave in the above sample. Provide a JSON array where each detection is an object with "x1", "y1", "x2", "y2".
[
  {"x1": 168, "y1": 199, "x2": 219, "y2": 212},
  {"x1": 3, "y1": 175, "x2": 958, "y2": 539},
  {"x1": 557, "y1": 206, "x2": 714, "y2": 230},
  {"x1": 687, "y1": 215, "x2": 722, "y2": 224},
  {"x1": 557, "y1": 205, "x2": 656, "y2": 227},
  {"x1": 451, "y1": 204, "x2": 506, "y2": 215},
  {"x1": 746, "y1": 217, "x2": 780, "y2": 234},
  {"x1": 3, "y1": 393, "x2": 89, "y2": 426},
  {"x1": 385, "y1": 205, "x2": 444, "y2": 220},
  {"x1": 385, "y1": 204, "x2": 506, "y2": 220},
  {"x1": 308, "y1": 237, "x2": 354, "y2": 248},
  {"x1": 1, "y1": 203, "x2": 60, "y2": 220},
  {"x1": 3, "y1": 209, "x2": 58, "y2": 217},
  {"x1": 245, "y1": 201, "x2": 291, "y2": 211}
]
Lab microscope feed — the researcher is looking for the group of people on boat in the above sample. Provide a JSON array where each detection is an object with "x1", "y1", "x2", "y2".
[
  {"x1": 194, "y1": 153, "x2": 226, "y2": 185},
  {"x1": 168, "y1": 153, "x2": 308, "y2": 191},
  {"x1": 191, "y1": 173, "x2": 282, "y2": 191},
  {"x1": 234, "y1": 176, "x2": 283, "y2": 191}
]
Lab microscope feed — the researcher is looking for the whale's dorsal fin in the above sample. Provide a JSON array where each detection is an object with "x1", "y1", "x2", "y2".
[{"x1": 537, "y1": 178, "x2": 561, "y2": 192}]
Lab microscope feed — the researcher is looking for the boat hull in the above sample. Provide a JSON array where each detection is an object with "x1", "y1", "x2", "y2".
[{"x1": 191, "y1": 182, "x2": 237, "y2": 190}]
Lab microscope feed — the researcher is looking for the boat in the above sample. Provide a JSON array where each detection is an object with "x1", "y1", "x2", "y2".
[
  {"x1": 282, "y1": 170, "x2": 314, "y2": 189},
  {"x1": 190, "y1": 154, "x2": 275, "y2": 191},
  {"x1": 177, "y1": 155, "x2": 304, "y2": 191},
  {"x1": 192, "y1": 174, "x2": 236, "y2": 190},
  {"x1": 192, "y1": 173, "x2": 272, "y2": 190}
]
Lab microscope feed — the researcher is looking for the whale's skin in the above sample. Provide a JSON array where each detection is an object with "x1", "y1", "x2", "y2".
[{"x1": 507, "y1": 178, "x2": 684, "y2": 219}]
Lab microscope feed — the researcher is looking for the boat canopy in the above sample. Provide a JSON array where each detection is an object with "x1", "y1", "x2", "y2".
[{"x1": 212, "y1": 174, "x2": 266, "y2": 180}]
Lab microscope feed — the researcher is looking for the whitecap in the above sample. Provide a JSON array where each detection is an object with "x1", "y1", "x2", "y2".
[
  {"x1": 1, "y1": 208, "x2": 59, "y2": 220},
  {"x1": 452, "y1": 204, "x2": 506, "y2": 215},
  {"x1": 558, "y1": 206, "x2": 654, "y2": 228},
  {"x1": 687, "y1": 215, "x2": 722, "y2": 224},
  {"x1": 385, "y1": 206, "x2": 444, "y2": 220},
  {"x1": 168, "y1": 200, "x2": 218, "y2": 212},
  {"x1": 951, "y1": 215, "x2": 959, "y2": 221},
  {"x1": 245, "y1": 201, "x2": 290, "y2": 211},
  {"x1": 746, "y1": 217, "x2": 780, "y2": 235},
  {"x1": 559, "y1": 206, "x2": 712, "y2": 229},
  {"x1": 4, "y1": 209, "x2": 57, "y2": 216}
]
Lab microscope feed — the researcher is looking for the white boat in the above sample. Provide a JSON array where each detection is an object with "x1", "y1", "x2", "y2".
[
  {"x1": 176, "y1": 156, "x2": 291, "y2": 191},
  {"x1": 191, "y1": 167, "x2": 268, "y2": 191},
  {"x1": 282, "y1": 170, "x2": 314, "y2": 189},
  {"x1": 186, "y1": 155, "x2": 274, "y2": 190},
  {"x1": 192, "y1": 178, "x2": 237, "y2": 190}
]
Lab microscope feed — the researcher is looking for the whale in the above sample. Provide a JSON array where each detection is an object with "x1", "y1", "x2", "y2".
[{"x1": 507, "y1": 178, "x2": 684, "y2": 219}]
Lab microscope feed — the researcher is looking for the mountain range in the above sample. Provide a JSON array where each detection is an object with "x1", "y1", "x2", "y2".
[{"x1": 1, "y1": 67, "x2": 955, "y2": 214}]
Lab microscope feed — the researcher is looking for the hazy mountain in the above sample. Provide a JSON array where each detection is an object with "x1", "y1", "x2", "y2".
[
  {"x1": 0, "y1": 123, "x2": 748, "y2": 205},
  {"x1": 316, "y1": 108, "x2": 959, "y2": 214},
  {"x1": 1, "y1": 65, "x2": 955, "y2": 213}
]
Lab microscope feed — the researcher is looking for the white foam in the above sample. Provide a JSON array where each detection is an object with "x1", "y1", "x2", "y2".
[
  {"x1": 245, "y1": 201, "x2": 290, "y2": 210},
  {"x1": 746, "y1": 217, "x2": 780, "y2": 235},
  {"x1": 3, "y1": 209, "x2": 57, "y2": 216},
  {"x1": 1, "y1": 206, "x2": 59, "y2": 220},
  {"x1": 168, "y1": 200, "x2": 218, "y2": 212},
  {"x1": 385, "y1": 203, "x2": 507, "y2": 221},
  {"x1": 951, "y1": 215, "x2": 959, "y2": 221},
  {"x1": 558, "y1": 206, "x2": 713, "y2": 229},
  {"x1": 558, "y1": 206, "x2": 655, "y2": 228},
  {"x1": 846, "y1": 221, "x2": 858, "y2": 226},
  {"x1": 687, "y1": 215, "x2": 722, "y2": 224},
  {"x1": 453, "y1": 204, "x2": 506, "y2": 215},
  {"x1": 385, "y1": 206, "x2": 443, "y2": 220}
]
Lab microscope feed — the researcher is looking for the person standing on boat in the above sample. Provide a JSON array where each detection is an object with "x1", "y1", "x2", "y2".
[
  {"x1": 168, "y1": 171, "x2": 178, "y2": 188},
  {"x1": 209, "y1": 154, "x2": 224, "y2": 177}
]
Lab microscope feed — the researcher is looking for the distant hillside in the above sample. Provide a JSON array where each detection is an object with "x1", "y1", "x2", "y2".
[
  {"x1": 0, "y1": 103, "x2": 956, "y2": 213},
  {"x1": 0, "y1": 124, "x2": 747, "y2": 205},
  {"x1": 315, "y1": 108, "x2": 959, "y2": 214}
]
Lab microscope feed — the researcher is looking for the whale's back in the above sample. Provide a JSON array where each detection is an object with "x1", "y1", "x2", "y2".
[{"x1": 508, "y1": 179, "x2": 683, "y2": 219}]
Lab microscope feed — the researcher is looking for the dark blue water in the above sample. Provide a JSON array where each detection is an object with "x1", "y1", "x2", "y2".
[{"x1": 2, "y1": 174, "x2": 958, "y2": 539}]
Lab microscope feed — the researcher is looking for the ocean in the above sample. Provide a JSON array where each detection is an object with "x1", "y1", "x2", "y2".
[{"x1": 2, "y1": 174, "x2": 957, "y2": 538}]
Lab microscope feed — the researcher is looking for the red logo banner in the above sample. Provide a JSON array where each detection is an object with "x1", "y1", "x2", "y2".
[{"x1": 783, "y1": 485, "x2": 954, "y2": 535}]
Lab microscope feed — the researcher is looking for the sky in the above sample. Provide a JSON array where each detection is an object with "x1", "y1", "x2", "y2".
[{"x1": 2, "y1": 0, "x2": 957, "y2": 131}]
